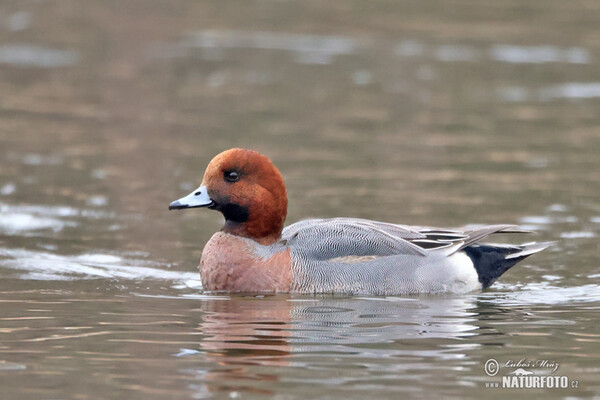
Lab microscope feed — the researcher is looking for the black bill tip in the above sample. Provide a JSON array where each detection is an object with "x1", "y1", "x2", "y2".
[{"x1": 169, "y1": 200, "x2": 188, "y2": 210}]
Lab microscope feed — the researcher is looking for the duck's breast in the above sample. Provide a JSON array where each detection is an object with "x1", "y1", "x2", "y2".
[{"x1": 200, "y1": 232, "x2": 292, "y2": 292}]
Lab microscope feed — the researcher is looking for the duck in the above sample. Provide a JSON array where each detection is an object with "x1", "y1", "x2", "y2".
[{"x1": 169, "y1": 148, "x2": 551, "y2": 295}]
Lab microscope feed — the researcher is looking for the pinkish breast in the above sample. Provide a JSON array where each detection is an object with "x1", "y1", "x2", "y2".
[{"x1": 200, "y1": 232, "x2": 292, "y2": 292}]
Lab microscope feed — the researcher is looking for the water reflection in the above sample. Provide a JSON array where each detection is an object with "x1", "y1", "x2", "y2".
[
  {"x1": 188, "y1": 295, "x2": 480, "y2": 395},
  {"x1": 0, "y1": 45, "x2": 79, "y2": 67},
  {"x1": 180, "y1": 292, "x2": 600, "y2": 397},
  {"x1": 0, "y1": 246, "x2": 200, "y2": 285},
  {"x1": 198, "y1": 296, "x2": 292, "y2": 364},
  {"x1": 2, "y1": 284, "x2": 599, "y2": 399},
  {"x1": 490, "y1": 45, "x2": 590, "y2": 64},
  {"x1": 176, "y1": 30, "x2": 357, "y2": 65}
]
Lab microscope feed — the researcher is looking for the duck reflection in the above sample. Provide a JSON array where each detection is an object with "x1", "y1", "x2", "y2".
[
  {"x1": 192, "y1": 295, "x2": 292, "y2": 396},
  {"x1": 193, "y1": 294, "x2": 480, "y2": 396},
  {"x1": 198, "y1": 295, "x2": 293, "y2": 364}
]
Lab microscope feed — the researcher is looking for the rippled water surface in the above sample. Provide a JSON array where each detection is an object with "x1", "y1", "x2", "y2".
[{"x1": 1, "y1": 1, "x2": 600, "y2": 399}]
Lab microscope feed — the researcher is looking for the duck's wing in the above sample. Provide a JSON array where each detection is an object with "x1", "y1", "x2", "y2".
[
  {"x1": 282, "y1": 217, "x2": 525, "y2": 260},
  {"x1": 282, "y1": 218, "x2": 427, "y2": 258}
]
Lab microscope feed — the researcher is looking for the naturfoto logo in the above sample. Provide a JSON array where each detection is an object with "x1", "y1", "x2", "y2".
[{"x1": 483, "y1": 358, "x2": 579, "y2": 390}]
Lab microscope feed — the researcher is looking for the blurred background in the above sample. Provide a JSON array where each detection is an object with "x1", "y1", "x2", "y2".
[{"x1": 1, "y1": 1, "x2": 599, "y2": 399}]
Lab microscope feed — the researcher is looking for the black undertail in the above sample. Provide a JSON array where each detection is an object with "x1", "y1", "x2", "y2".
[{"x1": 463, "y1": 244, "x2": 535, "y2": 289}]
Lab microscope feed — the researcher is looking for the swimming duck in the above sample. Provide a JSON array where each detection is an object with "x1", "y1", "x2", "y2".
[{"x1": 169, "y1": 148, "x2": 551, "y2": 295}]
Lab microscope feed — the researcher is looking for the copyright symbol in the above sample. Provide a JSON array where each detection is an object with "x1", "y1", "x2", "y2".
[{"x1": 484, "y1": 359, "x2": 499, "y2": 376}]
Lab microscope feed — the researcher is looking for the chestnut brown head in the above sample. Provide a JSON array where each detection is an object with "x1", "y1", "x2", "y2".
[{"x1": 170, "y1": 148, "x2": 288, "y2": 244}]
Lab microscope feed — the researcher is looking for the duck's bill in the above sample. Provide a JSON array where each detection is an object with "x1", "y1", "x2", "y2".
[{"x1": 169, "y1": 185, "x2": 214, "y2": 210}]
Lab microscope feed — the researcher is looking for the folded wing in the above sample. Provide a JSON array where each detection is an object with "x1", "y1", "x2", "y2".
[{"x1": 283, "y1": 218, "x2": 525, "y2": 260}]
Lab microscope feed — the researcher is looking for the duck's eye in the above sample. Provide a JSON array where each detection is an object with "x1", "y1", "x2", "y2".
[{"x1": 224, "y1": 170, "x2": 240, "y2": 182}]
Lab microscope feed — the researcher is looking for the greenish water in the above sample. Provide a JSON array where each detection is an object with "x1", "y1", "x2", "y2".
[{"x1": 1, "y1": 1, "x2": 600, "y2": 399}]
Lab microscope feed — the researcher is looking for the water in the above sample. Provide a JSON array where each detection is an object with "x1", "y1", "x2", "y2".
[{"x1": 1, "y1": 1, "x2": 600, "y2": 398}]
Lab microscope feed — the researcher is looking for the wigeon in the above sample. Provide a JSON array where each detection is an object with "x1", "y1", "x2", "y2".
[{"x1": 170, "y1": 148, "x2": 551, "y2": 295}]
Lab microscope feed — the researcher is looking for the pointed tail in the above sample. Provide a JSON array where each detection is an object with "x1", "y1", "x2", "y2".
[{"x1": 463, "y1": 242, "x2": 554, "y2": 289}]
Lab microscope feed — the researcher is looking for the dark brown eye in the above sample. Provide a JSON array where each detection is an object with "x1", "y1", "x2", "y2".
[{"x1": 224, "y1": 170, "x2": 240, "y2": 182}]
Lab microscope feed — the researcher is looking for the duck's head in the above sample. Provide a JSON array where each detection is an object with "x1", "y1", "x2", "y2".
[{"x1": 169, "y1": 148, "x2": 288, "y2": 244}]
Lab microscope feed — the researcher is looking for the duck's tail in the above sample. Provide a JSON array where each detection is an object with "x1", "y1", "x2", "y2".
[{"x1": 463, "y1": 242, "x2": 554, "y2": 289}]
